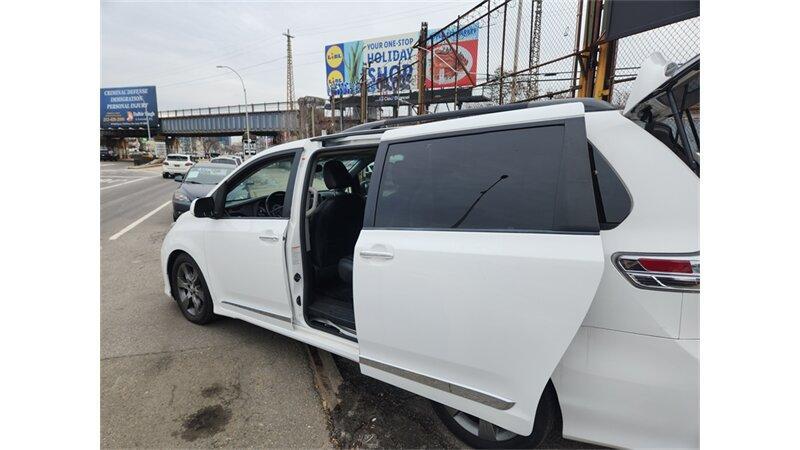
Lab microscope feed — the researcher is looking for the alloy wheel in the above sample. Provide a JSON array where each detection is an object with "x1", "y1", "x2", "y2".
[
  {"x1": 175, "y1": 262, "x2": 204, "y2": 317},
  {"x1": 443, "y1": 406, "x2": 517, "y2": 442}
]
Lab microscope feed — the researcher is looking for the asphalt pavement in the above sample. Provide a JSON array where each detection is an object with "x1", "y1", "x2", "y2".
[{"x1": 100, "y1": 161, "x2": 330, "y2": 448}]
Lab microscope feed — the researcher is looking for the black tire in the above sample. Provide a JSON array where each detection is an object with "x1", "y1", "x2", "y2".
[
  {"x1": 170, "y1": 253, "x2": 215, "y2": 324},
  {"x1": 431, "y1": 382, "x2": 559, "y2": 449},
  {"x1": 162, "y1": 172, "x2": 168, "y2": 178}
]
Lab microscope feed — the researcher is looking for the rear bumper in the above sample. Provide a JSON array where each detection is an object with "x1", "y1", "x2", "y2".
[
  {"x1": 553, "y1": 327, "x2": 698, "y2": 449},
  {"x1": 163, "y1": 165, "x2": 190, "y2": 174}
]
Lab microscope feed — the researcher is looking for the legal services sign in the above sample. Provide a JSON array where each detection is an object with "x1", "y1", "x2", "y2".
[
  {"x1": 324, "y1": 24, "x2": 479, "y2": 96},
  {"x1": 100, "y1": 86, "x2": 158, "y2": 129}
]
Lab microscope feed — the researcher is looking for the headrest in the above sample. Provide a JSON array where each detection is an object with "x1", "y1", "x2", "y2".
[{"x1": 323, "y1": 160, "x2": 350, "y2": 190}]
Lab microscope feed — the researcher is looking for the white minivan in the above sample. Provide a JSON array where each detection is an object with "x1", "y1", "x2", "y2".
[{"x1": 161, "y1": 55, "x2": 699, "y2": 449}]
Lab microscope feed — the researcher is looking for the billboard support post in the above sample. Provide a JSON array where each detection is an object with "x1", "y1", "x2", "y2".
[
  {"x1": 339, "y1": 91, "x2": 344, "y2": 131},
  {"x1": 360, "y1": 64, "x2": 368, "y2": 123},
  {"x1": 417, "y1": 22, "x2": 428, "y2": 115},
  {"x1": 144, "y1": 102, "x2": 151, "y2": 141},
  {"x1": 454, "y1": 15, "x2": 460, "y2": 110}
]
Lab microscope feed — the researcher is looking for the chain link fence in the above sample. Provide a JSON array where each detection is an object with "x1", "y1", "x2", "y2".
[
  {"x1": 339, "y1": 0, "x2": 700, "y2": 118},
  {"x1": 612, "y1": 16, "x2": 700, "y2": 107},
  {"x1": 420, "y1": 0, "x2": 699, "y2": 110}
]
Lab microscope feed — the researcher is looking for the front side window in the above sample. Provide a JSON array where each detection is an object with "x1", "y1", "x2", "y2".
[{"x1": 224, "y1": 156, "x2": 294, "y2": 216}]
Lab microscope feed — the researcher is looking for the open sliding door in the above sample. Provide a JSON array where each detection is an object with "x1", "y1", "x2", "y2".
[{"x1": 353, "y1": 103, "x2": 604, "y2": 436}]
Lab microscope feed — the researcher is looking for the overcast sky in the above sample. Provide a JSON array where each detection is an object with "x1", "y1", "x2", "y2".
[{"x1": 101, "y1": 0, "x2": 471, "y2": 110}]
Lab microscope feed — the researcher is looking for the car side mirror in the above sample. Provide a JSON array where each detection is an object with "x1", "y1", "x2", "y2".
[
  {"x1": 192, "y1": 197, "x2": 215, "y2": 218},
  {"x1": 174, "y1": 174, "x2": 184, "y2": 182}
]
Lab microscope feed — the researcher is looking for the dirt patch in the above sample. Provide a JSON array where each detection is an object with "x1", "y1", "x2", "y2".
[
  {"x1": 201, "y1": 383, "x2": 224, "y2": 398},
  {"x1": 328, "y1": 356, "x2": 463, "y2": 449},
  {"x1": 179, "y1": 404, "x2": 232, "y2": 441},
  {"x1": 326, "y1": 356, "x2": 604, "y2": 449}
]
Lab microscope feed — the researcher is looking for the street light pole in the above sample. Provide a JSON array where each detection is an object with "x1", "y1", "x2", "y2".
[{"x1": 217, "y1": 65, "x2": 251, "y2": 144}]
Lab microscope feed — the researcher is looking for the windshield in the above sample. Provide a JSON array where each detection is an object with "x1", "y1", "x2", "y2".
[
  {"x1": 167, "y1": 155, "x2": 189, "y2": 161},
  {"x1": 183, "y1": 166, "x2": 233, "y2": 184}
]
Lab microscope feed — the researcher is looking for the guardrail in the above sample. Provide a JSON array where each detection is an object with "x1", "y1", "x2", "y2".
[{"x1": 159, "y1": 101, "x2": 300, "y2": 118}]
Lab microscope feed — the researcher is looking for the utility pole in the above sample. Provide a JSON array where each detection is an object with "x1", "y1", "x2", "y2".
[{"x1": 283, "y1": 29, "x2": 296, "y2": 139}]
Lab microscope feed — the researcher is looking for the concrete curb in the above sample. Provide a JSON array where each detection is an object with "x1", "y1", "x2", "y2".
[{"x1": 306, "y1": 345, "x2": 343, "y2": 412}]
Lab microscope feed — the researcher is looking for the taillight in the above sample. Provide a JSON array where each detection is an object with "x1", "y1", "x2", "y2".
[
  {"x1": 614, "y1": 253, "x2": 699, "y2": 292},
  {"x1": 162, "y1": 161, "x2": 168, "y2": 165}
]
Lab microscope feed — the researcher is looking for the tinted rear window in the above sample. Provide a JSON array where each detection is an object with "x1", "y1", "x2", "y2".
[
  {"x1": 374, "y1": 126, "x2": 596, "y2": 232},
  {"x1": 167, "y1": 155, "x2": 188, "y2": 161},
  {"x1": 211, "y1": 158, "x2": 236, "y2": 165},
  {"x1": 591, "y1": 146, "x2": 632, "y2": 229}
]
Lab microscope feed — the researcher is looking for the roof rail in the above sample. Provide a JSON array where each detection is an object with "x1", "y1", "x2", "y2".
[
  {"x1": 345, "y1": 98, "x2": 615, "y2": 133},
  {"x1": 311, "y1": 98, "x2": 615, "y2": 145}
]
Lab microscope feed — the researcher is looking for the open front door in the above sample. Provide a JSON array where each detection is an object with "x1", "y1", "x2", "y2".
[{"x1": 353, "y1": 103, "x2": 604, "y2": 436}]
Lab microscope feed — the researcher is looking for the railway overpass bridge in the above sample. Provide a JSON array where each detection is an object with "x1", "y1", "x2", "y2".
[
  {"x1": 158, "y1": 102, "x2": 299, "y2": 137},
  {"x1": 101, "y1": 101, "x2": 301, "y2": 151}
]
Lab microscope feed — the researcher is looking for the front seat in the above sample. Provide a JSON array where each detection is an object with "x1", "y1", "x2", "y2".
[{"x1": 310, "y1": 160, "x2": 365, "y2": 282}]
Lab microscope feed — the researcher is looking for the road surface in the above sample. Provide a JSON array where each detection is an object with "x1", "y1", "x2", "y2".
[{"x1": 100, "y1": 161, "x2": 329, "y2": 448}]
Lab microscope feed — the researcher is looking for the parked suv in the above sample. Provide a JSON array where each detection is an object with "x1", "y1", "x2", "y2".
[
  {"x1": 161, "y1": 55, "x2": 699, "y2": 449},
  {"x1": 162, "y1": 153, "x2": 197, "y2": 178}
]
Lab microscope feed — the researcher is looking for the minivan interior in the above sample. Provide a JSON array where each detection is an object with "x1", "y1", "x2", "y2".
[{"x1": 301, "y1": 147, "x2": 377, "y2": 339}]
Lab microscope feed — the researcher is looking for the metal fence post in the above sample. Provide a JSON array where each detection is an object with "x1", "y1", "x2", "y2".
[{"x1": 499, "y1": 1, "x2": 508, "y2": 104}]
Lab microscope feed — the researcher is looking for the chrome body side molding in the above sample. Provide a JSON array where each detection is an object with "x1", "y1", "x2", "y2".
[
  {"x1": 220, "y1": 301, "x2": 292, "y2": 323},
  {"x1": 360, "y1": 357, "x2": 515, "y2": 410}
]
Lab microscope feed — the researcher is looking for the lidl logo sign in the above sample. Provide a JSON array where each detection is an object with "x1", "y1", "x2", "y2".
[
  {"x1": 327, "y1": 70, "x2": 344, "y2": 88},
  {"x1": 326, "y1": 45, "x2": 343, "y2": 69}
]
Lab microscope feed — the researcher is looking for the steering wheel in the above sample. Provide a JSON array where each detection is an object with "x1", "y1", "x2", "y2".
[{"x1": 263, "y1": 191, "x2": 286, "y2": 217}]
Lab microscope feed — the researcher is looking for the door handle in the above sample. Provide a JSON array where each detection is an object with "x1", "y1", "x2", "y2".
[
  {"x1": 259, "y1": 235, "x2": 280, "y2": 242},
  {"x1": 359, "y1": 250, "x2": 394, "y2": 260}
]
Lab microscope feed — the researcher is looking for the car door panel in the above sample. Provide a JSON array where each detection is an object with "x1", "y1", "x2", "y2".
[
  {"x1": 204, "y1": 218, "x2": 293, "y2": 327},
  {"x1": 353, "y1": 103, "x2": 604, "y2": 436},
  {"x1": 203, "y1": 150, "x2": 301, "y2": 330}
]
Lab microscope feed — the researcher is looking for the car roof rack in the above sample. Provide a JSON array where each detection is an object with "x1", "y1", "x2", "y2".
[{"x1": 311, "y1": 98, "x2": 616, "y2": 145}]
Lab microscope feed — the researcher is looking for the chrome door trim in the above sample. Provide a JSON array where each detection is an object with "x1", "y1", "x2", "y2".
[
  {"x1": 358, "y1": 250, "x2": 394, "y2": 259},
  {"x1": 360, "y1": 357, "x2": 515, "y2": 410},
  {"x1": 221, "y1": 300, "x2": 292, "y2": 323}
]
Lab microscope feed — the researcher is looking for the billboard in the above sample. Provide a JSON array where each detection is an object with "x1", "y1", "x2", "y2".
[
  {"x1": 100, "y1": 86, "x2": 158, "y2": 129},
  {"x1": 425, "y1": 25, "x2": 480, "y2": 89},
  {"x1": 324, "y1": 24, "x2": 479, "y2": 97}
]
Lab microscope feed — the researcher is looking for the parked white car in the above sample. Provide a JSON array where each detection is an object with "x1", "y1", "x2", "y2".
[
  {"x1": 161, "y1": 55, "x2": 699, "y2": 449},
  {"x1": 162, "y1": 153, "x2": 197, "y2": 178},
  {"x1": 209, "y1": 156, "x2": 241, "y2": 166}
]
